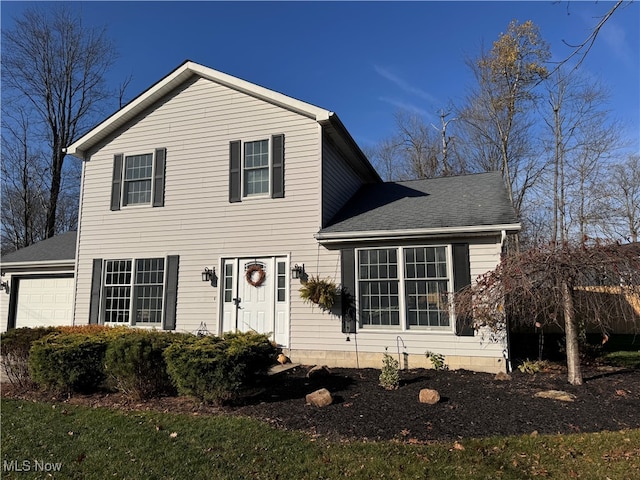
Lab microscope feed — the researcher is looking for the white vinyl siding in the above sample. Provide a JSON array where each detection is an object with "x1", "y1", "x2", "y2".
[
  {"x1": 322, "y1": 136, "x2": 364, "y2": 226},
  {"x1": 72, "y1": 72, "x2": 509, "y2": 370},
  {"x1": 74, "y1": 76, "x2": 323, "y2": 335}
]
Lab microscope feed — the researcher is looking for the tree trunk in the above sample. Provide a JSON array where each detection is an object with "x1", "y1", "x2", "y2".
[
  {"x1": 45, "y1": 146, "x2": 64, "y2": 239},
  {"x1": 561, "y1": 279, "x2": 583, "y2": 385}
]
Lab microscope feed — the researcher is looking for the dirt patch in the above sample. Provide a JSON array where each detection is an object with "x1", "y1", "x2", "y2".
[{"x1": 3, "y1": 365, "x2": 639, "y2": 442}]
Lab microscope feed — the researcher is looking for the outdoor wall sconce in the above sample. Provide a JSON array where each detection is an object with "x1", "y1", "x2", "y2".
[
  {"x1": 291, "y1": 264, "x2": 305, "y2": 280},
  {"x1": 201, "y1": 267, "x2": 216, "y2": 286},
  {"x1": 1, "y1": 280, "x2": 9, "y2": 294}
]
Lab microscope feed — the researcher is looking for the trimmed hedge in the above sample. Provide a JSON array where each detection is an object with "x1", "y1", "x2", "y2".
[
  {"x1": 104, "y1": 330, "x2": 178, "y2": 399},
  {"x1": 12, "y1": 326, "x2": 276, "y2": 402},
  {"x1": 164, "y1": 331, "x2": 277, "y2": 405},
  {"x1": 29, "y1": 332, "x2": 109, "y2": 393}
]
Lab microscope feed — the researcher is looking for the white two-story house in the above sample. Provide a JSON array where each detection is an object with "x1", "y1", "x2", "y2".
[{"x1": 2, "y1": 61, "x2": 520, "y2": 373}]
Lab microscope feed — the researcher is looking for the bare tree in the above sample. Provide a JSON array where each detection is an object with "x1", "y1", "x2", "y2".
[
  {"x1": 541, "y1": 68, "x2": 621, "y2": 245},
  {"x1": 456, "y1": 242, "x2": 640, "y2": 385},
  {"x1": 363, "y1": 139, "x2": 401, "y2": 182},
  {"x1": 550, "y1": 0, "x2": 628, "y2": 76},
  {"x1": 0, "y1": 105, "x2": 48, "y2": 254},
  {"x1": 2, "y1": 5, "x2": 117, "y2": 239},
  {"x1": 458, "y1": 20, "x2": 550, "y2": 220},
  {"x1": 603, "y1": 155, "x2": 640, "y2": 243},
  {"x1": 366, "y1": 110, "x2": 468, "y2": 182}
]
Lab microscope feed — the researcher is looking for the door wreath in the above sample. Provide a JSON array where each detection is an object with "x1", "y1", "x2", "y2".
[{"x1": 245, "y1": 264, "x2": 266, "y2": 287}]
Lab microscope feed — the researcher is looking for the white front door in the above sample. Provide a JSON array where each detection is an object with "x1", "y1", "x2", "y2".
[{"x1": 221, "y1": 256, "x2": 289, "y2": 346}]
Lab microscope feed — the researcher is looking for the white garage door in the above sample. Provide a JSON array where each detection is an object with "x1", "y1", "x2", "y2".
[{"x1": 15, "y1": 277, "x2": 74, "y2": 328}]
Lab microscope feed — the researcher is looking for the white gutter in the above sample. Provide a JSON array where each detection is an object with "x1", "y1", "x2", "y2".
[{"x1": 315, "y1": 223, "x2": 521, "y2": 244}]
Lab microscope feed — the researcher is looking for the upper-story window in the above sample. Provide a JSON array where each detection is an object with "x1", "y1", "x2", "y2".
[
  {"x1": 244, "y1": 140, "x2": 270, "y2": 196},
  {"x1": 229, "y1": 134, "x2": 284, "y2": 202},
  {"x1": 110, "y1": 148, "x2": 166, "y2": 211},
  {"x1": 124, "y1": 154, "x2": 153, "y2": 205}
]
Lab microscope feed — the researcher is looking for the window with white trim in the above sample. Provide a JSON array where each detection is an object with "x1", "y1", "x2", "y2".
[
  {"x1": 357, "y1": 246, "x2": 452, "y2": 330},
  {"x1": 110, "y1": 148, "x2": 165, "y2": 211},
  {"x1": 103, "y1": 258, "x2": 165, "y2": 325},
  {"x1": 229, "y1": 135, "x2": 284, "y2": 202},
  {"x1": 243, "y1": 139, "x2": 270, "y2": 196},
  {"x1": 404, "y1": 247, "x2": 450, "y2": 328},
  {"x1": 358, "y1": 249, "x2": 400, "y2": 327},
  {"x1": 123, "y1": 153, "x2": 153, "y2": 206}
]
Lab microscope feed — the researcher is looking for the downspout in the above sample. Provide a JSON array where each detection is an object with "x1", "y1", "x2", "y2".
[{"x1": 499, "y1": 230, "x2": 512, "y2": 373}]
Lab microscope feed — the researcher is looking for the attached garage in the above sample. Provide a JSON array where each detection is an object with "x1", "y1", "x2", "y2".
[
  {"x1": 1, "y1": 232, "x2": 77, "y2": 332},
  {"x1": 12, "y1": 276, "x2": 75, "y2": 328}
]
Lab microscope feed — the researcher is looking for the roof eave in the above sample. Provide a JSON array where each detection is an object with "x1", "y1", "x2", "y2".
[
  {"x1": 320, "y1": 114, "x2": 382, "y2": 183},
  {"x1": 1, "y1": 259, "x2": 76, "y2": 274},
  {"x1": 315, "y1": 223, "x2": 522, "y2": 244}
]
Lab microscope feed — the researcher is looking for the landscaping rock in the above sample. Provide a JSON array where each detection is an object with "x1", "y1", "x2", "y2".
[
  {"x1": 306, "y1": 365, "x2": 332, "y2": 379},
  {"x1": 305, "y1": 388, "x2": 333, "y2": 407},
  {"x1": 494, "y1": 371, "x2": 512, "y2": 381},
  {"x1": 534, "y1": 390, "x2": 576, "y2": 402},
  {"x1": 418, "y1": 388, "x2": 441, "y2": 404}
]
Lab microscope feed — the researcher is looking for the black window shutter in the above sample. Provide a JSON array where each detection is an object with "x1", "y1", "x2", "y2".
[
  {"x1": 89, "y1": 259, "x2": 103, "y2": 324},
  {"x1": 229, "y1": 140, "x2": 241, "y2": 203},
  {"x1": 163, "y1": 255, "x2": 179, "y2": 330},
  {"x1": 111, "y1": 154, "x2": 123, "y2": 211},
  {"x1": 341, "y1": 248, "x2": 358, "y2": 333},
  {"x1": 452, "y1": 243, "x2": 474, "y2": 336},
  {"x1": 153, "y1": 148, "x2": 166, "y2": 207},
  {"x1": 271, "y1": 134, "x2": 285, "y2": 198}
]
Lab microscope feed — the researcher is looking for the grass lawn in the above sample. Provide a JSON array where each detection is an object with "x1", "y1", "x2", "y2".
[
  {"x1": 2, "y1": 399, "x2": 639, "y2": 480},
  {"x1": 602, "y1": 350, "x2": 640, "y2": 369}
]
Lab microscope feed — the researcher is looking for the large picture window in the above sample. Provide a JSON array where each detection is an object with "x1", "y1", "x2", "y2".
[
  {"x1": 357, "y1": 246, "x2": 452, "y2": 330},
  {"x1": 103, "y1": 258, "x2": 165, "y2": 325}
]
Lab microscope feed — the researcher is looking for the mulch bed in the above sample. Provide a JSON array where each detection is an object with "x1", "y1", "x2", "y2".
[{"x1": 2, "y1": 364, "x2": 639, "y2": 443}]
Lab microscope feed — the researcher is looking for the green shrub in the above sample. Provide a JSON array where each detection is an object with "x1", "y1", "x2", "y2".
[
  {"x1": 28, "y1": 332, "x2": 108, "y2": 393},
  {"x1": 0, "y1": 327, "x2": 58, "y2": 387},
  {"x1": 425, "y1": 350, "x2": 449, "y2": 371},
  {"x1": 379, "y1": 348, "x2": 400, "y2": 390},
  {"x1": 104, "y1": 330, "x2": 179, "y2": 399},
  {"x1": 164, "y1": 331, "x2": 276, "y2": 405}
]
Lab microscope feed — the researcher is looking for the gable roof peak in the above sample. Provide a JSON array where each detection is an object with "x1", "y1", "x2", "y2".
[{"x1": 67, "y1": 60, "x2": 334, "y2": 159}]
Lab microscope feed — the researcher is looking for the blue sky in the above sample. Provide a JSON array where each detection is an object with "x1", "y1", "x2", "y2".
[{"x1": 2, "y1": 1, "x2": 639, "y2": 154}]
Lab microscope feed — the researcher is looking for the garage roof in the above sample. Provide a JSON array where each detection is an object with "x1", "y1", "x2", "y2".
[{"x1": 2, "y1": 231, "x2": 77, "y2": 265}]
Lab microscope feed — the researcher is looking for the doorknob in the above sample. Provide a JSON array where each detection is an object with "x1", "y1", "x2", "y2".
[{"x1": 233, "y1": 297, "x2": 241, "y2": 306}]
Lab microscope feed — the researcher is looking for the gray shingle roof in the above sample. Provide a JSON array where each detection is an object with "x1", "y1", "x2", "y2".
[
  {"x1": 1, "y1": 231, "x2": 77, "y2": 264},
  {"x1": 320, "y1": 172, "x2": 519, "y2": 235}
]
